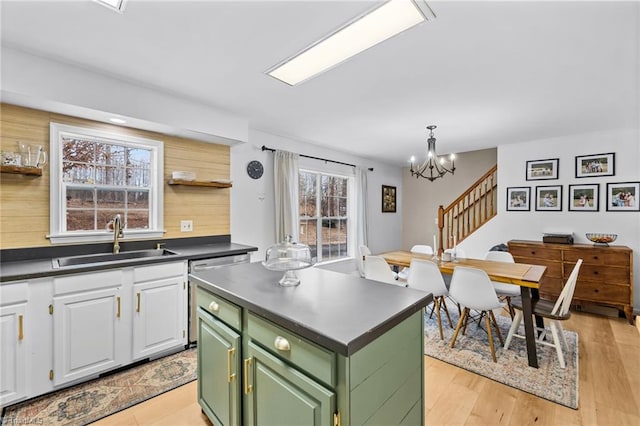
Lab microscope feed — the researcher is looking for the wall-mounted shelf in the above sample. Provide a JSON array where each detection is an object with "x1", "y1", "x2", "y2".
[
  {"x1": 167, "y1": 179, "x2": 232, "y2": 188},
  {"x1": 0, "y1": 165, "x2": 43, "y2": 176}
]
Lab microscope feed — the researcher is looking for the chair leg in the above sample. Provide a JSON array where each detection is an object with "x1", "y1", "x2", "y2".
[
  {"x1": 558, "y1": 321, "x2": 569, "y2": 350},
  {"x1": 434, "y1": 298, "x2": 444, "y2": 340},
  {"x1": 504, "y1": 310, "x2": 523, "y2": 350},
  {"x1": 549, "y1": 321, "x2": 566, "y2": 368},
  {"x1": 489, "y1": 310, "x2": 504, "y2": 346},
  {"x1": 428, "y1": 303, "x2": 436, "y2": 319},
  {"x1": 461, "y1": 308, "x2": 470, "y2": 335},
  {"x1": 450, "y1": 308, "x2": 469, "y2": 349},
  {"x1": 485, "y1": 311, "x2": 497, "y2": 362},
  {"x1": 440, "y1": 297, "x2": 454, "y2": 328},
  {"x1": 506, "y1": 296, "x2": 515, "y2": 319}
]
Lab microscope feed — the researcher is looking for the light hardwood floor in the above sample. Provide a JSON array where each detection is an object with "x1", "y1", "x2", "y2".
[{"x1": 93, "y1": 311, "x2": 640, "y2": 425}]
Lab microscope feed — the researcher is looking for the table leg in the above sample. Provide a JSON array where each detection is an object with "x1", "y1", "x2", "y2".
[
  {"x1": 520, "y1": 286, "x2": 539, "y2": 368},
  {"x1": 532, "y1": 288, "x2": 544, "y2": 333}
]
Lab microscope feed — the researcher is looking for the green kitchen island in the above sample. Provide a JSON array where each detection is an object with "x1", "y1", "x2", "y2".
[{"x1": 190, "y1": 262, "x2": 432, "y2": 426}]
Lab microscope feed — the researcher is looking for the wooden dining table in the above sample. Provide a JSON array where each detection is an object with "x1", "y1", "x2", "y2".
[{"x1": 379, "y1": 250, "x2": 547, "y2": 368}]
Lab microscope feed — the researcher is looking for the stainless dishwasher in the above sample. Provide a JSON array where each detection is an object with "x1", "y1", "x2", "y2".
[{"x1": 188, "y1": 253, "x2": 250, "y2": 344}]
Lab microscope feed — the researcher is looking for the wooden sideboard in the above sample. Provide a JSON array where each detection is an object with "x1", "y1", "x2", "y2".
[{"x1": 508, "y1": 240, "x2": 634, "y2": 324}]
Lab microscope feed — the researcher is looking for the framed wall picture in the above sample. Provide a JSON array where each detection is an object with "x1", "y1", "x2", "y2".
[
  {"x1": 506, "y1": 187, "x2": 531, "y2": 211},
  {"x1": 382, "y1": 185, "x2": 396, "y2": 213},
  {"x1": 568, "y1": 184, "x2": 599, "y2": 211},
  {"x1": 535, "y1": 185, "x2": 562, "y2": 211},
  {"x1": 575, "y1": 152, "x2": 615, "y2": 178},
  {"x1": 606, "y1": 182, "x2": 639, "y2": 211},
  {"x1": 526, "y1": 158, "x2": 559, "y2": 180}
]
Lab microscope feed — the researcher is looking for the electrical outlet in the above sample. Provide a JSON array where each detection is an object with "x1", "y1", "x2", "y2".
[{"x1": 180, "y1": 220, "x2": 193, "y2": 232}]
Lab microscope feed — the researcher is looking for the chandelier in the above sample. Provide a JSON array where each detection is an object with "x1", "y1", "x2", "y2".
[{"x1": 409, "y1": 125, "x2": 456, "y2": 181}]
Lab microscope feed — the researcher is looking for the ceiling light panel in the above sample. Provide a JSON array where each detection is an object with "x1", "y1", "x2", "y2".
[
  {"x1": 268, "y1": 0, "x2": 436, "y2": 86},
  {"x1": 94, "y1": 0, "x2": 127, "y2": 13}
]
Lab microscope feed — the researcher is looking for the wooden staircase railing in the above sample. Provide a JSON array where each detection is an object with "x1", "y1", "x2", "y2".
[{"x1": 437, "y1": 164, "x2": 498, "y2": 253}]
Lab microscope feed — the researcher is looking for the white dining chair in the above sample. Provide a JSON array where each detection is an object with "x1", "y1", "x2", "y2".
[
  {"x1": 407, "y1": 259, "x2": 453, "y2": 339},
  {"x1": 357, "y1": 245, "x2": 371, "y2": 278},
  {"x1": 484, "y1": 251, "x2": 520, "y2": 318},
  {"x1": 449, "y1": 266, "x2": 505, "y2": 362},
  {"x1": 397, "y1": 244, "x2": 434, "y2": 280},
  {"x1": 363, "y1": 255, "x2": 405, "y2": 286},
  {"x1": 504, "y1": 259, "x2": 583, "y2": 368}
]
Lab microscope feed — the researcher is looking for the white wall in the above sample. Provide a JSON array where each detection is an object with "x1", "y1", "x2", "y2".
[
  {"x1": 230, "y1": 129, "x2": 404, "y2": 262},
  {"x1": 460, "y1": 128, "x2": 640, "y2": 311}
]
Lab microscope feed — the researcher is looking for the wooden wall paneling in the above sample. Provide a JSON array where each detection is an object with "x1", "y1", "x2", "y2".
[{"x1": 0, "y1": 103, "x2": 232, "y2": 249}]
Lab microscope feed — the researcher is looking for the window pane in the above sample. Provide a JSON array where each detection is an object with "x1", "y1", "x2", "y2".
[
  {"x1": 299, "y1": 219, "x2": 317, "y2": 259},
  {"x1": 63, "y1": 162, "x2": 93, "y2": 184},
  {"x1": 96, "y1": 143, "x2": 125, "y2": 166},
  {"x1": 97, "y1": 190, "x2": 125, "y2": 209},
  {"x1": 63, "y1": 138, "x2": 95, "y2": 163},
  {"x1": 67, "y1": 210, "x2": 95, "y2": 231},
  {"x1": 66, "y1": 188, "x2": 94, "y2": 208},
  {"x1": 298, "y1": 172, "x2": 316, "y2": 217},
  {"x1": 321, "y1": 218, "x2": 348, "y2": 260},
  {"x1": 127, "y1": 168, "x2": 150, "y2": 187},
  {"x1": 97, "y1": 210, "x2": 123, "y2": 230},
  {"x1": 95, "y1": 166, "x2": 125, "y2": 185},
  {"x1": 126, "y1": 210, "x2": 149, "y2": 229},
  {"x1": 127, "y1": 148, "x2": 151, "y2": 168},
  {"x1": 127, "y1": 191, "x2": 149, "y2": 209}
]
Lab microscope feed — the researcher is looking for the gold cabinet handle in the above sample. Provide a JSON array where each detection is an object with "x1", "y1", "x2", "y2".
[
  {"x1": 116, "y1": 296, "x2": 121, "y2": 318},
  {"x1": 208, "y1": 301, "x2": 219, "y2": 312},
  {"x1": 243, "y1": 357, "x2": 253, "y2": 394},
  {"x1": 274, "y1": 336, "x2": 291, "y2": 351},
  {"x1": 18, "y1": 315, "x2": 24, "y2": 341},
  {"x1": 136, "y1": 292, "x2": 141, "y2": 313},
  {"x1": 227, "y1": 348, "x2": 236, "y2": 382}
]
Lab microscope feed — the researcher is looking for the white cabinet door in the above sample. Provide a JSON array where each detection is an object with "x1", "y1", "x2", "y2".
[
  {"x1": 53, "y1": 286, "x2": 125, "y2": 386},
  {"x1": 132, "y1": 276, "x2": 186, "y2": 360},
  {"x1": 0, "y1": 303, "x2": 27, "y2": 406}
]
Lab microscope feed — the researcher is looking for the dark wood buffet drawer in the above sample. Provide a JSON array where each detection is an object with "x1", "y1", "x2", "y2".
[
  {"x1": 567, "y1": 263, "x2": 631, "y2": 285},
  {"x1": 509, "y1": 245, "x2": 562, "y2": 261},
  {"x1": 574, "y1": 281, "x2": 630, "y2": 304},
  {"x1": 563, "y1": 249, "x2": 630, "y2": 265}
]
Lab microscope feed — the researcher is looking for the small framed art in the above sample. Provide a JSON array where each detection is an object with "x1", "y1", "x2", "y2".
[
  {"x1": 382, "y1": 185, "x2": 396, "y2": 213},
  {"x1": 606, "y1": 182, "x2": 639, "y2": 211},
  {"x1": 575, "y1": 152, "x2": 615, "y2": 178},
  {"x1": 535, "y1": 185, "x2": 562, "y2": 211},
  {"x1": 506, "y1": 187, "x2": 531, "y2": 211},
  {"x1": 568, "y1": 184, "x2": 599, "y2": 211},
  {"x1": 526, "y1": 158, "x2": 559, "y2": 181}
]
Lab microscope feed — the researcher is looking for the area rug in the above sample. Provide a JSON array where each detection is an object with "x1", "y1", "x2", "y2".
[
  {"x1": 1, "y1": 348, "x2": 197, "y2": 426},
  {"x1": 424, "y1": 308, "x2": 579, "y2": 409}
]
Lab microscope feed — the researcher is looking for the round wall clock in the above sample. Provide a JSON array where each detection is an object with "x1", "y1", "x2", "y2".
[{"x1": 246, "y1": 160, "x2": 264, "y2": 179}]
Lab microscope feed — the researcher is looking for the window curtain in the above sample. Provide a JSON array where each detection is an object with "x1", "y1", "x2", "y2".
[
  {"x1": 355, "y1": 166, "x2": 369, "y2": 250},
  {"x1": 274, "y1": 150, "x2": 300, "y2": 243}
]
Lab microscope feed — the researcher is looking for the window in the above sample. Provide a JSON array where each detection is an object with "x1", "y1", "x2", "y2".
[
  {"x1": 49, "y1": 123, "x2": 164, "y2": 244},
  {"x1": 299, "y1": 170, "x2": 352, "y2": 263}
]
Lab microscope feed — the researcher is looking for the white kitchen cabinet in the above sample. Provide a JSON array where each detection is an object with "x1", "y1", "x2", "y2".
[
  {"x1": 52, "y1": 269, "x2": 127, "y2": 386},
  {"x1": 132, "y1": 262, "x2": 187, "y2": 360},
  {"x1": 0, "y1": 281, "x2": 28, "y2": 407}
]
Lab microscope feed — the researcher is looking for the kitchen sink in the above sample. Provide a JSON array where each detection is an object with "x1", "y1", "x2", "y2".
[{"x1": 52, "y1": 249, "x2": 178, "y2": 269}]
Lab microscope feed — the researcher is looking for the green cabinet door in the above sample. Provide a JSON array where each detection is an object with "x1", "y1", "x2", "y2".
[
  {"x1": 244, "y1": 342, "x2": 336, "y2": 426},
  {"x1": 198, "y1": 307, "x2": 241, "y2": 426}
]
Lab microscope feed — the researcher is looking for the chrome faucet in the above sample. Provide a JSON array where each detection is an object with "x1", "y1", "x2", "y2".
[{"x1": 113, "y1": 214, "x2": 124, "y2": 254}]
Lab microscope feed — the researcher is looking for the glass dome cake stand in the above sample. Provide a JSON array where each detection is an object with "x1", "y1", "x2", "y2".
[{"x1": 262, "y1": 236, "x2": 314, "y2": 287}]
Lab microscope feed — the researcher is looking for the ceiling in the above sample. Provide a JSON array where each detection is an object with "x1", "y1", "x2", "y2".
[{"x1": 1, "y1": 0, "x2": 638, "y2": 166}]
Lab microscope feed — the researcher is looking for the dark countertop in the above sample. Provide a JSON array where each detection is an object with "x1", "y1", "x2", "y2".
[
  {"x1": 190, "y1": 262, "x2": 432, "y2": 357},
  {"x1": 0, "y1": 237, "x2": 257, "y2": 282}
]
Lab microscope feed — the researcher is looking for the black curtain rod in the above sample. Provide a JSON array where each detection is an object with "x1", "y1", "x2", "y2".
[{"x1": 261, "y1": 145, "x2": 373, "y2": 171}]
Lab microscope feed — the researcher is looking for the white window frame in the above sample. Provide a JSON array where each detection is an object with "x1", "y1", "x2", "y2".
[
  {"x1": 49, "y1": 122, "x2": 164, "y2": 244},
  {"x1": 299, "y1": 160, "x2": 355, "y2": 264}
]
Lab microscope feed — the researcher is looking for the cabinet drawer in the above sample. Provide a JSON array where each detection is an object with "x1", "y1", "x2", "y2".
[
  {"x1": 539, "y1": 277, "x2": 564, "y2": 296},
  {"x1": 563, "y1": 249, "x2": 630, "y2": 266},
  {"x1": 568, "y1": 263, "x2": 631, "y2": 285},
  {"x1": 197, "y1": 287, "x2": 241, "y2": 331},
  {"x1": 134, "y1": 261, "x2": 185, "y2": 282},
  {"x1": 574, "y1": 281, "x2": 630, "y2": 304},
  {"x1": 247, "y1": 312, "x2": 336, "y2": 388},
  {"x1": 509, "y1": 245, "x2": 562, "y2": 261}
]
